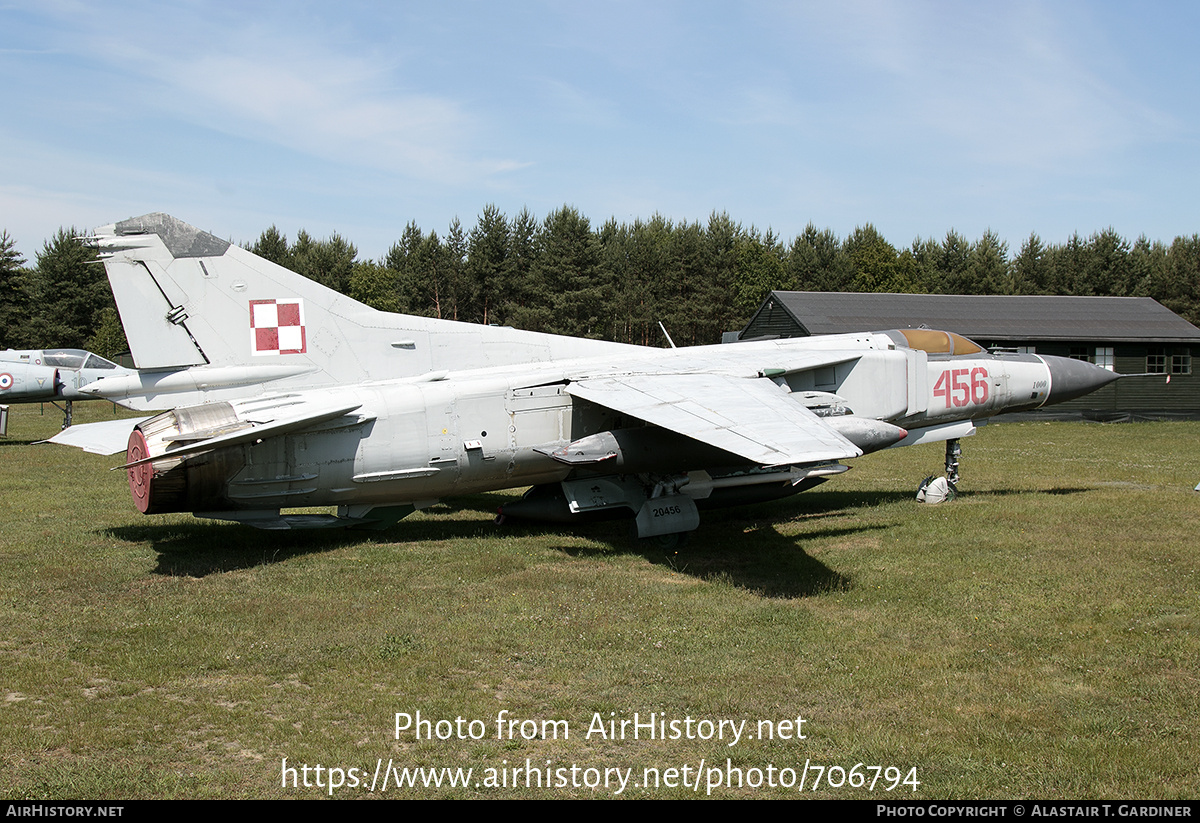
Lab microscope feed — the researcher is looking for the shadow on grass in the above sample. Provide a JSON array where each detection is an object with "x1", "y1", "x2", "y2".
[
  {"x1": 97, "y1": 484, "x2": 1088, "y2": 587},
  {"x1": 505, "y1": 489, "x2": 910, "y2": 599},
  {"x1": 960, "y1": 487, "x2": 1093, "y2": 498},
  {"x1": 101, "y1": 522, "x2": 371, "y2": 576},
  {"x1": 100, "y1": 498, "x2": 870, "y2": 596},
  {"x1": 556, "y1": 520, "x2": 879, "y2": 599},
  {"x1": 0, "y1": 436, "x2": 49, "y2": 447}
]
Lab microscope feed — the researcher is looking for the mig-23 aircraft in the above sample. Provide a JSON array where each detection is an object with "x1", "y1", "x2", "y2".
[{"x1": 49, "y1": 213, "x2": 1120, "y2": 540}]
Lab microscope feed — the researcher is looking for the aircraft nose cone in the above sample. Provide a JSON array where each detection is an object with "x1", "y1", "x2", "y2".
[{"x1": 1042, "y1": 355, "x2": 1121, "y2": 405}]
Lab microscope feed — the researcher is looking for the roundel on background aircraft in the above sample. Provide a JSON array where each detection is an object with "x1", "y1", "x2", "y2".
[{"x1": 0, "y1": 362, "x2": 60, "y2": 399}]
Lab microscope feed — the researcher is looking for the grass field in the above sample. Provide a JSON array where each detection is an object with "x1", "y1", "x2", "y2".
[{"x1": 1, "y1": 401, "x2": 1197, "y2": 799}]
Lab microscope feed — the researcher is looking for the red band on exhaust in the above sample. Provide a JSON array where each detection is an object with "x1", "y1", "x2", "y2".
[{"x1": 126, "y1": 429, "x2": 153, "y2": 513}]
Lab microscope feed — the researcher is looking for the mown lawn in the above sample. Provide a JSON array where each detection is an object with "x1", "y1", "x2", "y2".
[{"x1": 1, "y1": 402, "x2": 1196, "y2": 798}]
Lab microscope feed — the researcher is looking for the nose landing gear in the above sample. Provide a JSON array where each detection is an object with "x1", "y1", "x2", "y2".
[{"x1": 917, "y1": 438, "x2": 961, "y2": 504}]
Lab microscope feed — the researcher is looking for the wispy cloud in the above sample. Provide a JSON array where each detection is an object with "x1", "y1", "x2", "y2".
[
  {"x1": 1, "y1": 0, "x2": 1196, "y2": 257},
  {"x1": 34, "y1": 2, "x2": 525, "y2": 185}
]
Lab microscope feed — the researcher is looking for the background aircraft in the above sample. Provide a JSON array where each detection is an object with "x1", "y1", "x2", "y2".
[
  {"x1": 0, "y1": 347, "x2": 133, "y2": 430},
  {"x1": 50, "y1": 214, "x2": 1120, "y2": 540}
]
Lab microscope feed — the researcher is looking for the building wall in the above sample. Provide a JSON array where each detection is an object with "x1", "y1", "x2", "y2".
[
  {"x1": 1015, "y1": 343, "x2": 1198, "y2": 413},
  {"x1": 972, "y1": 340, "x2": 1196, "y2": 412},
  {"x1": 741, "y1": 303, "x2": 807, "y2": 340}
]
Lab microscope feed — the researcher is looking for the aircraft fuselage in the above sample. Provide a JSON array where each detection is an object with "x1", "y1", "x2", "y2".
[{"x1": 118, "y1": 329, "x2": 1115, "y2": 532}]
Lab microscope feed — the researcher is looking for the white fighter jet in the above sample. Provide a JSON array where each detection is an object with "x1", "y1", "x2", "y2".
[
  {"x1": 51, "y1": 213, "x2": 1120, "y2": 539},
  {"x1": 0, "y1": 347, "x2": 134, "y2": 430}
]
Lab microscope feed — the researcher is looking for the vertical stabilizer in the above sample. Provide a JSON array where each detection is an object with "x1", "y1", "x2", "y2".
[{"x1": 89, "y1": 214, "x2": 634, "y2": 392}]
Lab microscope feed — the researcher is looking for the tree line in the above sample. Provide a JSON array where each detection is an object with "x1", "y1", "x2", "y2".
[
  {"x1": 2, "y1": 207, "x2": 1199, "y2": 358},
  {"x1": 0, "y1": 228, "x2": 125, "y2": 357}
]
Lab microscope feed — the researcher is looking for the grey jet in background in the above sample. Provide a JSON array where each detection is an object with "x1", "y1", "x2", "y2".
[{"x1": 0, "y1": 348, "x2": 133, "y2": 430}]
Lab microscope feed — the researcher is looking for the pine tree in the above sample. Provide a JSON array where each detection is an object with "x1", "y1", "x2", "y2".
[
  {"x1": 530, "y1": 206, "x2": 606, "y2": 337},
  {"x1": 0, "y1": 230, "x2": 30, "y2": 349},
  {"x1": 699, "y1": 212, "x2": 741, "y2": 344},
  {"x1": 938, "y1": 229, "x2": 972, "y2": 293},
  {"x1": 291, "y1": 231, "x2": 357, "y2": 293},
  {"x1": 386, "y1": 221, "x2": 427, "y2": 313},
  {"x1": 845, "y1": 224, "x2": 917, "y2": 293},
  {"x1": 85, "y1": 307, "x2": 129, "y2": 360},
  {"x1": 32, "y1": 228, "x2": 108, "y2": 349},
  {"x1": 967, "y1": 230, "x2": 1009, "y2": 295},
  {"x1": 411, "y1": 230, "x2": 446, "y2": 318},
  {"x1": 1011, "y1": 233, "x2": 1050, "y2": 294},
  {"x1": 444, "y1": 219, "x2": 468, "y2": 322},
  {"x1": 347, "y1": 261, "x2": 402, "y2": 313},
  {"x1": 789, "y1": 224, "x2": 848, "y2": 292},
  {"x1": 1085, "y1": 228, "x2": 1132, "y2": 296},
  {"x1": 1155, "y1": 235, "x2": 1200, "y2": 325},
  {"x1": 250, "y1": 226, "x2": 292, "y2": 269},
  {"x1": 502, "y1": 208, "x2": 539, "y2": 330},
  {"x1": 732, "y1": 228, "x2": 788, "y2": 322},
  {"x1": 466, "y1": 205, "x2": 510, "y2": 326},
  {"x1": 665, "y1": 220, "x2": 707, "y2": 344}
]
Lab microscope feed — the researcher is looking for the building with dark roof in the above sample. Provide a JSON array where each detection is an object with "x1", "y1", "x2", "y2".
[{"x1": 738, "y1": 292, "x2": 1200, "y2": 417}]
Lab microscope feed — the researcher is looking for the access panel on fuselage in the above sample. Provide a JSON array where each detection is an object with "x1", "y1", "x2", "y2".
[{"x1": 785, "y1": 350, "x2": 909, "y2": 421}]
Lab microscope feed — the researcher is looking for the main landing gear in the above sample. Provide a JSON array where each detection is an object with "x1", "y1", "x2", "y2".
[{"x1": 46, "y1": 399, "x2": 73, "y2": 429}]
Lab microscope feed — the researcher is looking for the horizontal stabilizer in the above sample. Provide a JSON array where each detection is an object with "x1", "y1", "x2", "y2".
[
  {"x1": 45, "y1": 417, "x2": 149, "y2": 455},
  {"x1": 566, "y1": 373, "x2": 861, "y2": 467}
]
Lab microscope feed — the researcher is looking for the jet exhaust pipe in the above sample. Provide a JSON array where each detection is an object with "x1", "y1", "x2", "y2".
[{"x1": 125, "y1": 403, "x2": 248, "y2": 514}]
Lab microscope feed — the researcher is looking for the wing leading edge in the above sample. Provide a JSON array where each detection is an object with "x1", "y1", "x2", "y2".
[{"x1": 565, "y1": 373, "x2": 862, "y2": 467}]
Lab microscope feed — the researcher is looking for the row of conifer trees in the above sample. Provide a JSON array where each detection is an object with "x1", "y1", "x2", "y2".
[{"x1": 2, "y1": 207, "x2": 1197, "y2": 356}]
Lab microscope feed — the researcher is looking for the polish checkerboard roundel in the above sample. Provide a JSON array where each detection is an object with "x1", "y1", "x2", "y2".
[{"x1": 250, "y1": 299, "x2": 306, "y2": 356}]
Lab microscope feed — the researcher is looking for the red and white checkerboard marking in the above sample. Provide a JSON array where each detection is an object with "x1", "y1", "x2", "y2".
[{"x1": 250, "y1": 299, "x2": 306, "y2": 356}]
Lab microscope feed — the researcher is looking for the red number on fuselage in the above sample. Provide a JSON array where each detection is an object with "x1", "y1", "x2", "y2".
[
  {"x1": 970, "y1": 367, "x2": 989, "y2": 405},
  {"x1": 950, "y1": 368, "x2": 970, "y2": 406},
  {"x1": 934, "y1": 366, "x2": 989, "y2": 408},
  {"x1": 933, "y1": 370, "x2": 950, "y2": 406}
]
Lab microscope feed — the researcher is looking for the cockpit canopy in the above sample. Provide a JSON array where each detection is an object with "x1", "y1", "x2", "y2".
[
  {"x1": 42, "y1": 349, "x2": 120, "y2": 370},
  {"x1": 894, "y1": 329, "x2": 984, "y2": 356}
]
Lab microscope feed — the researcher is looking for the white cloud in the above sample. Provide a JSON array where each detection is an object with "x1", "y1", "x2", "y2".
[{"x1": 33, "y1": 2, "x2": 526, "y2": 186}]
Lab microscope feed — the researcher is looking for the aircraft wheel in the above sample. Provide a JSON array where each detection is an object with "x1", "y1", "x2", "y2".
[{"x1": 642, "y1": 531, "x2": 690, "y2": 551}]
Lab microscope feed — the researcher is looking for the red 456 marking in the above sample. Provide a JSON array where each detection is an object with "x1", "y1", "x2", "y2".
[{"x1": 933, "y1": 367, "x2": 989, "y2": 408}]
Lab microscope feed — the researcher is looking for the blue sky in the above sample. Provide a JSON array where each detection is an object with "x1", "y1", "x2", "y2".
[{"x1": 2, "y1": 1, "x2": 1198, "y2": 263}]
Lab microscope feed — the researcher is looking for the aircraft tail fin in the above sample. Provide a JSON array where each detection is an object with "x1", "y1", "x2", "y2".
[{"x1": 89, "y1": 214, "x2": 631, "y2": 389}]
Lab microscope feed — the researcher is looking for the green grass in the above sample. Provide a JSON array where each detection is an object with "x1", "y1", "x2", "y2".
[{"x1": 1, "y1": 403, "x2": 1197, "y2": 798}]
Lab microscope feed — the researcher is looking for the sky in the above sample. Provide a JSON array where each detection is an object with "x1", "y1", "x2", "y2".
[{"x1": 2, "y1": 0, "x2": 1199, "y2": 264}]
